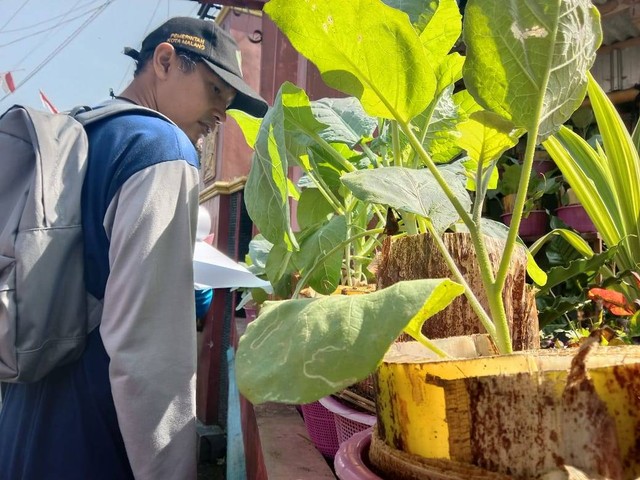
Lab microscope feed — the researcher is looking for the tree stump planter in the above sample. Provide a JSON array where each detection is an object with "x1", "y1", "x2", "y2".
[
  {"x1": 372, "y1": 340, "x2": 640, "y2": 479},
  {"x1": 377, "y1": 233, "x2": 539, "y2": 350}
]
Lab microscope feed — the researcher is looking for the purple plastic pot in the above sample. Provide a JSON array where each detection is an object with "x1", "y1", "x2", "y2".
[
  {"x1": 500, "y1": 210, "x2": 549, "y2": 238},
  {"x1": 556, "y1": 204, "x2": 596, "y2": 233},
  {"x1": 334, "y1": 428, "x2": 382, "y2": 480}
]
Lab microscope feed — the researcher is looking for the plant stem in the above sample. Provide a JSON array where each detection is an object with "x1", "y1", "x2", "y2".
[
  {"x1": 311, "y1": 133, "x2": 357, "y2": 173},
  {"x1": 305, "y1": 158, "x2": 345, "y2": 215},
  {"x1": 424, "y1": 220, "x2": 497, "y2": 340},
  {"x1": 403, "y1": 212, "x2": 419, "y2": 235},
  {"x1": 391, "y1": 120, "x2": 402, "y2": 167},
  {"x1": 292, "y1": 228, "x2": 385, "y2": 298},
  {"x1": 359, "y1": 141, "x2": 380, "y2": 168},
  {"x1": 399, "y1": 120, "x2": 497, "y2": 295},
  {"x1": 404, "y1": 332, "x2": 451, "y2": 358},
  {"x1": 345, "y1": 206, "x2": 354, "y2": 287},
  {"x1": 495, "y1": 128, "x2": 539, "y2": 291}
]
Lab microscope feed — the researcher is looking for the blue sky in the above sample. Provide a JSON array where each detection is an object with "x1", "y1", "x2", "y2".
[{"x1": 0, "y1": 0, "x2": 204, "y2": 112}]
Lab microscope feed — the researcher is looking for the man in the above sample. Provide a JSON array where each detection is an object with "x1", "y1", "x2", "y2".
[{"x1": 0, "y1": 17, "x2": 268, "y2": 479}]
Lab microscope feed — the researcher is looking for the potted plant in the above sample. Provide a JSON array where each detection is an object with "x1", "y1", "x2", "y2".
[
  {"x1": 233, "y1": 0, "x2": 640, "y2": 477},
  {"x1": 556, "y1": 186, "x2": 597, "y2": 234},
  {"x1": 497, "y1": 156, "x2": 559, "y2": 239}
]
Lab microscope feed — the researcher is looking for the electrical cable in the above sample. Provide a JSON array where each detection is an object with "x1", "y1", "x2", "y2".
[
  {"x1": 0, "y1": 5, "x2": 105, "y2": 48},
  {"x1": 0, "y1": 0, "x2": 32, "y2": 33},
  {"x1": 114, "y1": 1, "x2": 201, "y2": 94},
  {"x1": 0, "y1": 0, "x2": 101, "y2": 34},
  {"x1": 0, "y1": 0, "x2": 115, "y2": 103},
  {"x1": 10, "y1": 0, "x2": 91, "y2": 70}
]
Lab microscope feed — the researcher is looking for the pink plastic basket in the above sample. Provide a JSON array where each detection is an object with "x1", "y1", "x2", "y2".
[
  {"x1": 319, "y1": 396, "x2": 377, "y2": 445},
  {"x1": 300, "y1": 401, "x2": 340, "y2": 458}
]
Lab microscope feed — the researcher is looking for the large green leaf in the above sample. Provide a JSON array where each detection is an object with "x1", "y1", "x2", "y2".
[
  {"x1": 341, "y1": 164, "x2": 470, "y2": 234},
  {"x1": 417, "y1": 0, "x2": 461, "y2": 68},
  {"x1": 382, "y1": 0, "x2": 430, "y2": 24},
  {"x1": 457, "y1": 111, "x2": 521, "y2": 167},
  {"x1": 264, "y1": 0, "x2": 436, "y2": 122},
  {"x1": 236, "y1": 278, "x2": 464, "y2": 404},
  {"x1": 228, "y1": 110, "x2": 262, "y2": 148},
  {"x1": 463, "y1": 0, "x2": 601, "y2": 140},
  {"x1": 312, "y1": 97, "x2": 377, "y2": 147},
  {"x1": 245, "y1": 82, "x2": 329, "y2": 251},
  {"x1": 295, "y1": 215, "x2": 348, "y2": 295},
  {"x1": 297, "y1": 188, "x2": 334, "y2": 230}
]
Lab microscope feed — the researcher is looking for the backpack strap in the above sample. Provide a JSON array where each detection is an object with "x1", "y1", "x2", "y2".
[{"x1": 72, "y1": 102, "x2": 174, "y2": 127}]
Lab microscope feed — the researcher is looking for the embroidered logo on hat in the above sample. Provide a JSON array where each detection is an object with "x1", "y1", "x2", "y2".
[{"x1": 167, "y1": 33, "x2": 206, "y2": 51}]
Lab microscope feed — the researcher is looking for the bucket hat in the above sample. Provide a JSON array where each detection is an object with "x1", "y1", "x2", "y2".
[{"x1": 124, "y1": 17, "x2": 269, "y2": 117}]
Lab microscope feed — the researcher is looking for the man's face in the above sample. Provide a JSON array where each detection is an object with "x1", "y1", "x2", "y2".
[{"x1": 160, "y1": 58, "x2": 237, "y2": 144}]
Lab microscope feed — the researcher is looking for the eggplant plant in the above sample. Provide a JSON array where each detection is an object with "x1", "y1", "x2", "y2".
[{"x1": 234, "y1": 0, "x2": 602, "y2": 405}]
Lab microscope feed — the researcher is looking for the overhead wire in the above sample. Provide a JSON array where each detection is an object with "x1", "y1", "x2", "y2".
[
  {"x1": 114, "y1": 0, "x2": 163, "y2": 93},
  {"x1": 0, "y1": 0, "x2": 100, "y2": 34},
  {"x1": 0, "y1": 4, "x2": 106, "y2": 48},
  {"x1": 10, "y1": 0, "x2": 95, "y2": 69},
  {"x1": 0, "y1": 0, "x2": 32, "y2": 33},
  {"x1": 0, "y1": 0, "x2": 115, "y2": 103}
]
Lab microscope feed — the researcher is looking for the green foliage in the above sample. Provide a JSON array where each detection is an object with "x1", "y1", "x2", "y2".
[
  {"x1": 234, "y1": 0, "x2": 602, "y2": 404},
  {"x1": 544, "y1": 75, "x2": 640, "y2": 278},
  {"x1": 236, "y1": 279, "x2": 464, "y2": 404}
]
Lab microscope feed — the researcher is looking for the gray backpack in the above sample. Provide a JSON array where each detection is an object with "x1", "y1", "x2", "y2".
[{"x1": 0, "y1": 102, "x2": 168, "y2": 383}]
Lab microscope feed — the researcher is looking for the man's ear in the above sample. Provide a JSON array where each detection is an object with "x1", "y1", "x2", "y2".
[{"x1": 153, "y1": 43, "x2": 175, "y2": 79}]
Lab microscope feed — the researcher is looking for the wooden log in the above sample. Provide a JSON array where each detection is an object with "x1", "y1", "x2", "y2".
[{"x1": 376, "y1": 233, "x2": 539, "y2": 350}]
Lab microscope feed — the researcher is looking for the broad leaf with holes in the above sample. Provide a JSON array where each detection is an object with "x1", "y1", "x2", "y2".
[
  {"x1": 463, "y1": 0, "x2": 602, "y2": 141},
  {"x1": 236, "y1": 278, "x2": 464, "y2": 404}
]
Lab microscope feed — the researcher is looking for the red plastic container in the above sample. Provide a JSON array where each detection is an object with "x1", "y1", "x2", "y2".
[
  {"x1": 556, "y1": 204, "x2": 596, "y2": 233},
  {"x1": 500, "y1": 210, "x2": 549, "y2": 238}
]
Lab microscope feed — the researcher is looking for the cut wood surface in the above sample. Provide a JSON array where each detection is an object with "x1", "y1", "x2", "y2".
[{"x1": 377, "y1": 233, "x2": 539, "y2": 350}]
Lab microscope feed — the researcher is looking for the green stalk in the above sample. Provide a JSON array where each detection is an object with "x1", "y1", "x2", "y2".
[
  {"x1": 305, "y1": 159, "x2": 345, "y2": 215},
  {"x1": 395, "y1": 114, "x2": 503, "y2": 351},
  {"x1": 424, "y1": 220, "x2": 497, "y2": 341},
  {"x1": 495, "y1": 128, "x2": 539, "y2": 291},
  {"x1": 402, "y1": 330, "x2": 451, "y2": 358},
  {"x1": 293, "y1": 228, "x2": 385, "y2": 298},
  {"x1": 399, "y1": 120, "x2": 497, "y2": 287},
  {"x1": 310, "y1": 133, "x2": 357, "y2": 173},
  {"x1": 406, "y1": 97, "x2": 438, "y2": 169},
  {"x1": 391, "y1": 120, "x2": 402, "y2": 167},
  {"x1": 345, "y1": 207, "x2": 354, "y2": 287},
  {"x1": 360, "y1": 141, "x2": 380, "y2": 168},
  {"x1": 402, "y1": 212, "x2": 419, "y2": 235}
]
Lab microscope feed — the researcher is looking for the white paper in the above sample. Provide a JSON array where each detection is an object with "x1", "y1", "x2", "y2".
[{"x1": 193, "y1": 241, "x2": 272, "y2": 291}]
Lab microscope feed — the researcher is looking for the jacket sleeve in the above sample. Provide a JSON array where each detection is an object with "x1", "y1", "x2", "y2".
[{"x1": 100, "y1": 159, "x2": 200, "y2": 480}]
